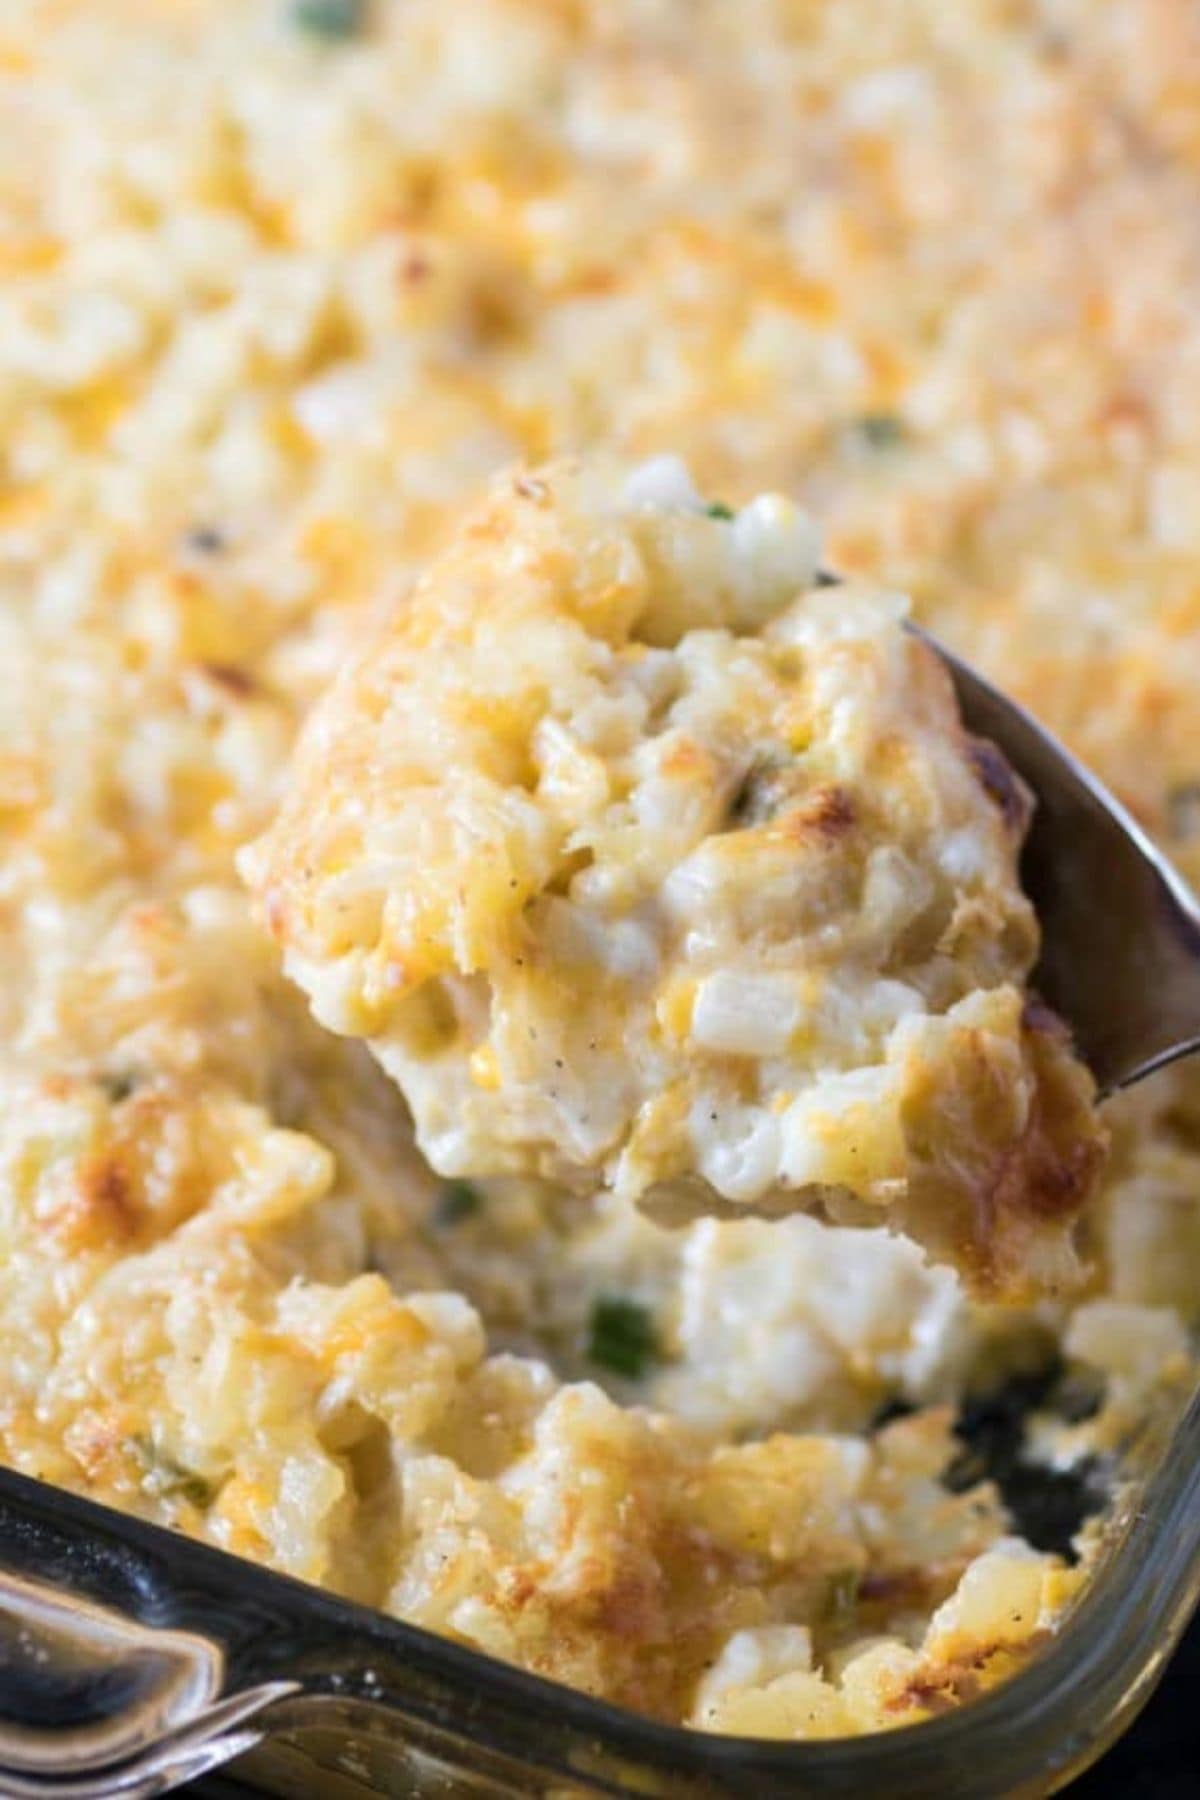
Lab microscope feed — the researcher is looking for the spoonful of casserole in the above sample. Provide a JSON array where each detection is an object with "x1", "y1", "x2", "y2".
[{"x1": 242, "y1": 455, "x2": 1120, "y2": 1299}]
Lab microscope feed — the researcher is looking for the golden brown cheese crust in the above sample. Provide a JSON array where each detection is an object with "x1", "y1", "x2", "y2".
[
  {"x1": 246, "y1": 458, "x2": 1107, "y2": 1296},
  {"x1": 0, "y1": 0, "x2": 1197, "y2": 1744}
]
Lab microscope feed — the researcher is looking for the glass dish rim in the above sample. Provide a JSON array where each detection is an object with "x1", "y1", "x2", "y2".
[{"x1": 0, "y1": 1375, "x2": 1198, "y2": 1796}]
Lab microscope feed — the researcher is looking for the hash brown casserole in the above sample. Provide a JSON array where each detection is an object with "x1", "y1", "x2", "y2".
[
  {"x1": 0, "y1": 0, "x2": 1197, "y2": 1740},
  {"x1": 245, "y1": 454, "x2": 1106, "y2": 1297}
]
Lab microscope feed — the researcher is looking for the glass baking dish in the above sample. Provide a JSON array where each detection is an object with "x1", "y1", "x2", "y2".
[{"x1": 0, "y1": 1364, "x2": 1197, "y2": 1800}]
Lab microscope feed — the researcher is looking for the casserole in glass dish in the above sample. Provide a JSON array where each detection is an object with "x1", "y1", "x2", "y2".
[
  {"x1": 4, "y1": 4, "x2": 1200, "y2": 1795},
  {"x1": 1, "y1": 1366, "x2": 1197, "y2": 1798}
]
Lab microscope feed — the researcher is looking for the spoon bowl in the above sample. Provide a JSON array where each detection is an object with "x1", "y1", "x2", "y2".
[{"x1": 916, "y1": 625, "x2": 1200, "y2": 1095}]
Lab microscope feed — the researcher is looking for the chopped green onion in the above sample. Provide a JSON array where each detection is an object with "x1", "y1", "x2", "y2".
[
  {"x1": 436, "y1": 1179, "x2": 481, "y2": 1226},
  {"x1": 98, "y1": 1069, "x2": 139, "y2": 1103},
  {"x1": 172, "y1": 1470, "x2": 215, "y2": 1508},
  {"x1": 290, "y1": 0, "x2": 366, "y2": 40},
  {"x1": 132, "y1": 1436, "x2": 215, "y2": 1509},
  {"x1": 849, "y1": 412, "x2": 905, "y2": 451},
  {"x1": 705, "y1": 501, "x2": 736, "y2": 520},
  {"x1": 587, "y1": 1295, "x2": 658, "y2": 1379},
  {"x1": 728, "y1": 750, "x2": 790, "y2": 827}
]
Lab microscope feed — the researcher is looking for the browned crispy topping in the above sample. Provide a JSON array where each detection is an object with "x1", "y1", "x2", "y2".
[{"x1": 967, "y1": 738, "x2": 1031, "y2": 836}]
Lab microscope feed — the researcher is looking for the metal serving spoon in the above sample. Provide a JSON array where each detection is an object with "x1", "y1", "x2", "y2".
[{"x1": 914, "y1": 625, "x2": 1200, "y2": 1094}]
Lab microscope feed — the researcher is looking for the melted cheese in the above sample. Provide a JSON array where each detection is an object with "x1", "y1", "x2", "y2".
[{"x1": 0, "y1": 0, "x2": 1196, "y2": 1740}]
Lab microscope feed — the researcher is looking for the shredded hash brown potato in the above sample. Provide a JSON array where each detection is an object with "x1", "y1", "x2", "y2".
[
  {"x1": 246, "y1": 456, "x2": 1107, "y2": 1297},
  {"x1": 0, "y1": 0, "x2": 1197, "y2": 1741}
]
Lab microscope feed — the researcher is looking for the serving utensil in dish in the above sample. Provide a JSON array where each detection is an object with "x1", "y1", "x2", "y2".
[
  {"x1": 918, "y1": 626, "x2": 1200, "y2": 1094},
  {"x1": 1, "y1": 641, "x2": 1199, "y2": 1798}
]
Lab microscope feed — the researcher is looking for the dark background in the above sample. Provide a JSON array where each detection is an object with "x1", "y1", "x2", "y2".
[
  {"x1": 1064, "y1": 1611, "x2": 1199, "y2": 1796},
  {"x1": 190, "y1": 1615, "x2": 1199, "y2": 1797}
]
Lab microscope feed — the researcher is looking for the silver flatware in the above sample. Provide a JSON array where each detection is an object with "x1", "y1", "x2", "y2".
[{"x1": 916, "y1": 625, "x2": 1200, "y2": 1094}]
